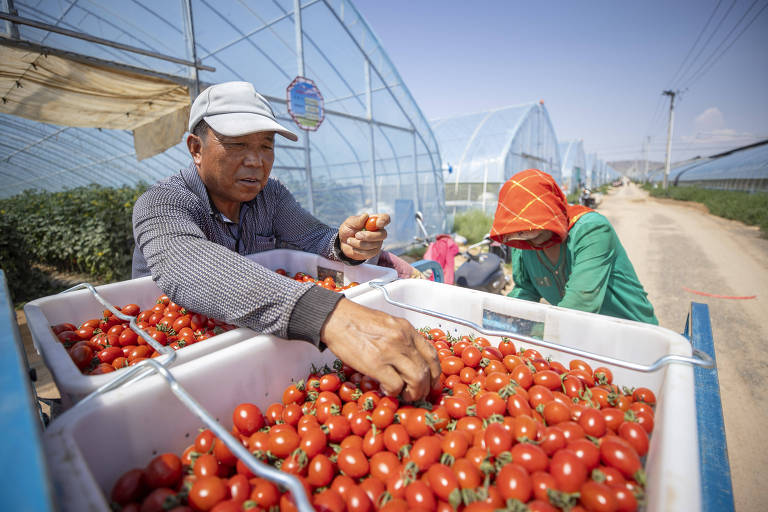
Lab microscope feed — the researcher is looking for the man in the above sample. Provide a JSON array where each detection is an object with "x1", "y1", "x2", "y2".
[
  {"x1": 133, "y1": 81, "x2": 439, "y2": 401},
  {"x1": 490, "y1": 169, "x2": 657, "y2": 324}
]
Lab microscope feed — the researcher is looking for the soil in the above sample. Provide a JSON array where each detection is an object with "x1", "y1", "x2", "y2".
[{"x1": 598, "y1": 182, "x2": 768, "y2": 511}]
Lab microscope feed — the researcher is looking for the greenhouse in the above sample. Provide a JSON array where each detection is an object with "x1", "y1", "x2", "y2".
[
  {"x1": 430, "y1": 101, "x2": 561, "y2": 215},
  {"x1": 586, "y1": 155, "x2": 621, "y2": 188},
  {"x1": 559, "y1": 139, "x2": 586, "y2": 193},
  {"x1": 0, "y1": 0, "x2": 446, "y2": 247},
  {"x1": 652, "y1": 141, "x2": 768, "y2": 193}
]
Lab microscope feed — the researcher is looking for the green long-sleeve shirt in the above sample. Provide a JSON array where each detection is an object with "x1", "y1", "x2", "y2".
[{"x1": 508, "y1": 212, "x2": 658, "y2": 324}]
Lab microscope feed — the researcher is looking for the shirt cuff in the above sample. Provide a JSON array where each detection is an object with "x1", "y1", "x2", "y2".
[
  {"x1": 333, "y1": 233, "x2": 366, "y2": 266},
  {"x1": 287, "y1": 285, "x2": 344, "y2": 349}
]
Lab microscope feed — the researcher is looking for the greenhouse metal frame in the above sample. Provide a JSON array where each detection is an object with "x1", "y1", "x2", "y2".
[{"x1": 0, "y1": 0, "x2": 447, "y2": 247}]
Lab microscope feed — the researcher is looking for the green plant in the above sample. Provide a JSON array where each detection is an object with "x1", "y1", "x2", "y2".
[
  {"x1": 0, "y1": 183, "x2": 149, "y2": 298},
  {"x1": 452, "y1": 209, "x2": 493, "y2": 245}
]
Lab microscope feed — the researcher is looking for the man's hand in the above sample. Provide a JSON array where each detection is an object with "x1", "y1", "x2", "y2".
[
  {"x1": 339, "y1": 213, "x2": 390, "y2": 261},
  {"x1": 320, "y1": 298, "x2": 440, "y2": 402}
]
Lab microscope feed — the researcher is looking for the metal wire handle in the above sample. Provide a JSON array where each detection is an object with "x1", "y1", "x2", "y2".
[
  {"x1": 60, "y1": 283, "x2": 177, "y2": 390},
  {"x1": 368, "y1": 281, "x2": 714, "y2": 372},
  {"x1": 76, "y1": 358, "x2": 314, "y2": 512}
]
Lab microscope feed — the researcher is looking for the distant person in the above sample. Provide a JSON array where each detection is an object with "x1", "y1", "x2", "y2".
[
  {"x1": 490, "y1": 169, "x2": 657, "y2": 324},
  {"x1": 132, "y1": 81, "x2": 439, "y2": 400}
]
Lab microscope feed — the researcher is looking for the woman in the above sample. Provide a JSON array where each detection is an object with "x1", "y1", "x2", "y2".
[{"x1": 490, "y1": 169, "x2": 657, "y2": 324}]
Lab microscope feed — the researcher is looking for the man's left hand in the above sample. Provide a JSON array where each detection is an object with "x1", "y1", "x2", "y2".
[{"x1": 339, "y1": 213, "x2": 390, "y2": 261}]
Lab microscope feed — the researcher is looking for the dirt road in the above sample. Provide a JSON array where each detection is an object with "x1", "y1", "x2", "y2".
[{"x1": 599, "y1": 183, "x2": 768, "y2": 511}]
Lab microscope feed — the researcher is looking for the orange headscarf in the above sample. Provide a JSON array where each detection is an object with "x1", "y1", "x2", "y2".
[{"x1": 490, "y1": 169, "x2": 592, "y2": 250}]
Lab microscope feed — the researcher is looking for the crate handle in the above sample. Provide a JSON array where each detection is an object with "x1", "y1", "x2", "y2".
[
  {"x1": 60, "y1": 283, "x2": 177, "y2": 391},
  {"x1": 368, "y1": 281, "x2": 714, "y2": 372},
  {"x1": 75, "y1": 358, "x2": 314, "y2": 512}
]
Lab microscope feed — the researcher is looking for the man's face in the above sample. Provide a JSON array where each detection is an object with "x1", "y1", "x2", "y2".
[{"x1": 188, "y1": 127, "x2": 276, "y2": 209}]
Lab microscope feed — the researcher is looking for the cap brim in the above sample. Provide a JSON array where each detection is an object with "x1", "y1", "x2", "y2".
[{"x1": 205, "y1": 113, "x2": 299, "y2": 141}]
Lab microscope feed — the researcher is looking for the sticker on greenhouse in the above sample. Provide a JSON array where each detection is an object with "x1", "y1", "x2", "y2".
[{"x1": 287, "y1": 76, "x2": 324, "y2": 131}]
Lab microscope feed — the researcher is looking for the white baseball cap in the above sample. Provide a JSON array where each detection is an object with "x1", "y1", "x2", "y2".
[{"x1": 189, "y1": 81, "x2": 298, "y2": 141}]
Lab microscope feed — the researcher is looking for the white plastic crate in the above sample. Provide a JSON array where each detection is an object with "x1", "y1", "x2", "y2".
[
  {"x1": 23, "y1": 276, "x2": 257, "y2": 407},
  {"x1": 245, "y1": 248, "x2": 397, "y2": 298},
  {"x1": 42, "y1": 279, "x2": 700, "y2": 511}
]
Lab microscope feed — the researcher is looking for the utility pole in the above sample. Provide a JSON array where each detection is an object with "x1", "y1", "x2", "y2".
[
  {"x1": 644, "y1": 136, "x2": 650, "y2": 179},
  {"x1": 662, "y1": 90, "x2": 676, "y2": 190}
]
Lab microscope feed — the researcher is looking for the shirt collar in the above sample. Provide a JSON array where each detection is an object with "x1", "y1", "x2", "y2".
[{"x1": 181, "y1": 162, "x2": 216, "y2": 215}]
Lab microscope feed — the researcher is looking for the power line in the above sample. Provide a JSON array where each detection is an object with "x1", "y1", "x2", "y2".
[
  {"x1": 673, "y1": 0, "x2": 738, "y2": 89},
  {"x1": 667, "y1": 0, "x2": 724, "y2": 87},
  {"x1": 682, "y1": 0, "x2": 768, "y2": 90}
]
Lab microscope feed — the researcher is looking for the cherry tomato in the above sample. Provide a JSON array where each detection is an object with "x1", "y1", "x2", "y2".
[
  {"x1": 232, "y1": 403, "x2": 264, "y2": 436},
  {"x1": 307, "y1": 453, "x2": 335, "y2": 487},
  {"x1": 365, "y1": 215, "x2": 380, "y2": 232},
  {"x1": 579, "y1": 480, "x2": 618, "y2": 512},
  {"x1": 188, "y1": 476, "x2": 227, "y2": 511},
  {"x1": 618, "y1": 421, "x2": 649, "y2": 457},
  {"x1": 550, "y1": 449, "x2": 588, "y2": 492},
  {"x1": 111, "y1": 468, "x2": 147, "y2": 505},
  {"x1": 510, "y1": 442, "x2": 548, "y2": 473},
  {"x1": 495, "y1": 463, "x2": 532, "y2": 502},
  {"x1": 599, "y1": 438, "x2": 642, "y2": 479},
  {"x1": 144, "y1": 454, "x2": 182, "y2": 490}
]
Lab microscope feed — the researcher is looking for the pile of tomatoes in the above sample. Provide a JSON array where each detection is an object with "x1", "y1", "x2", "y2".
[
  {"x1": 275, "y1": 268, "x2": 359, "y2": 293},
  {"x1": 50, "y1": 294, "x2": 237, "y2": 376},
  {"x1": 109, "y1": 327, "x2": 655, "y2": 512}
]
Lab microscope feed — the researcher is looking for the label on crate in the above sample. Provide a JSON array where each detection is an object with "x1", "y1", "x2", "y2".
[
  {"x1": 317, "y1": 266, "x2": 344, "y2": 285},
  {"x1": 482, "y1": 309, "x2": 545, "y2": 339}
]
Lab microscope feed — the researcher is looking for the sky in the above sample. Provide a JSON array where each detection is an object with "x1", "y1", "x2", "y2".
[{"x1": 353, "y1": 0, "x2": 768, "y2": 166}]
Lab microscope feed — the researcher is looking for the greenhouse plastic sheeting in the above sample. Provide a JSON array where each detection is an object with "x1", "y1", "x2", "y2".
[
  {"x1": 559, "y1": 139, "x2": 586, "y2": 192},
  {"x1": 647, "y1": 141, "x2": 768, "y2": 192},
  {"x1": 677, "y1": 143, "x2": 768, "y2": 184},
  {"x1": 0, "y1": 0, "x2": 447, "y2": 246},
  {"x1": 431, "y1": 102, "x2": 560, "y2": 213}
]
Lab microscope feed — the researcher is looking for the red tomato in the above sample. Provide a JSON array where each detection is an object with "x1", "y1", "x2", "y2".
[
  {"x1": 188, "y1": 476, "x2": 227, "y2": 511},
  {"x1": 268, "y1": 425, "x2": 299, "y2": 458},
  {"x1": 144, "y1": 453, "x2": 182, "y2": 489},
  {"x1": 249, "y1": 478, "x2": 279, "y2": 508},
  {"x1": 510, "y1": 442, "x2": 548, "y2": 473},
  {"x1": 370, "y1": 451, "x2": 400, "y2": 482},
  {"x1": 550, "y1": 449, "x2": 588, "y2": 492},
  {"x1": 539, "y1": 425, "x2": 567, "y2": 456},
  {"x1": 579, "y1": 407, "x2": 607, "y2": 437},
  {"x1": 495, "y1": 463, "x2": 532, "y2": 502},
  {"x1": 426, "y1": 464, "x2": 460, "y2": 501},
  {"x1": 383, "y1": 424, "x2": 410, "y2": 454},
  {"x1": 618, "y1": 421, "x2": 649, "y2": 457},
  {"x1": 599, "y1": 438, "x2": 642, "y2": 479},
  {"x1": 307, "y1": 453, "x2": 335, "y2": 487},
  {"x1": 232, "y1": 403, "x2": 264, "y2": 436},
  {"x1": 475, "y1": 392, "x2": 506, "y2": 418},
  {"x1": 579, "y1": 480, "x2": 618, "y2": 512},
  {"x1": 140, "y1": 488, "x2": 177, "y2": 512},
  {"x1": 483, "y1": 422, "x2": 512, "y2": 456},
  {"x1": 405, "y1": 480, "x2": 436, "y2": 510},
  {"x1": 193, "y1": 453, "x2": 220, "y2": 478},
  {"x1": 632, "y1": 387, "x2": 656, "y2": 406},
  {"x1": 111, "y1": 468, "x2": 147, "y2": 505},
  {"x1": 567, "y1": 438, "x2": 601, "y2": 470},
  {"x1": 453, "y1": 458, "x2": 482, "y2": 489},
  {"x1": 409, "y1": 435, "x2": 441, "y2": 470},
  {"x1": 365, "y1": 215, "x2": 380, "y2": 232}
]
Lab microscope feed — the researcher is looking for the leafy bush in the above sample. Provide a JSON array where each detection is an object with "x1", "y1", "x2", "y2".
[
  {"x1": 453, "y1": 209, "x2": 493, "y2": 245},
  {"x1": 0, "y1": 183, "x2": 148, "y2": 294},
  {"x1": 643, "y1": 184, "x2": 768, "y2": 237}
]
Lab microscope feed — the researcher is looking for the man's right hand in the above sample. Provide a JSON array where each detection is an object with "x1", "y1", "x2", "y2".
[{"x1": 320, "y1": 298, "x2": 441, "y2": 402}]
